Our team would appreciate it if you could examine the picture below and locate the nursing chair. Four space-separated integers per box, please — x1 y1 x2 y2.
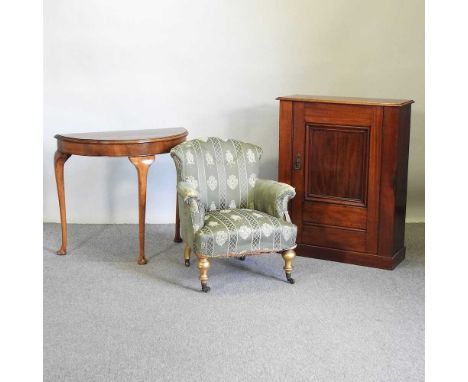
170 137 297 292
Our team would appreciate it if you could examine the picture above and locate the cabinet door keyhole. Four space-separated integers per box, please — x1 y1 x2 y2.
294 153 301 170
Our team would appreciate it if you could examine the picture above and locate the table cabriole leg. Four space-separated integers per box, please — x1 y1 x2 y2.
54 151 71 255
129 155 155 265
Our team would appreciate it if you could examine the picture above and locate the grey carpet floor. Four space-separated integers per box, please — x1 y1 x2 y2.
44 223 424 382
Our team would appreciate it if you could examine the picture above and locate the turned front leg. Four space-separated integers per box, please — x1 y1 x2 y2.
282 249 296 284
184 244 191 267
129 155 155 265
197 256 211 293
54 151 71 255
174 198 182 243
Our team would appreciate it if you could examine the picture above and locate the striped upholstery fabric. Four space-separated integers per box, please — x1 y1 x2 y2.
194 208 297 257
171 137 297 257
171 137 262 211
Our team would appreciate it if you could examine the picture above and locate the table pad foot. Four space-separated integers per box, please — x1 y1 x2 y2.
138 257 148 265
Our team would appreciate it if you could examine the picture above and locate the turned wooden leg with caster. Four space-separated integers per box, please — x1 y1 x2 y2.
174 199 182 243
197 256 211 292
282 249 296 284
184 244 191 267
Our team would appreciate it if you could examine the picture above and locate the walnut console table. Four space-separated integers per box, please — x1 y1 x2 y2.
54 128 188 264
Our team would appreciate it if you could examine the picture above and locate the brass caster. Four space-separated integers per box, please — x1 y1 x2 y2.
201 282 211 293
185 259 190 267
56 249 67 256
238 256 246 261
286 272 295 284
138 257 148 265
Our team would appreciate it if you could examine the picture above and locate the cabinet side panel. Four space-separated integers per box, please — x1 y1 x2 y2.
365 107 383 253
278 100 293 184
378 107 401 257
393 105 412 252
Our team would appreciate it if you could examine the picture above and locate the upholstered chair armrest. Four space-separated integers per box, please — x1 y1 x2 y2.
177 181 205 232
253 179 296 222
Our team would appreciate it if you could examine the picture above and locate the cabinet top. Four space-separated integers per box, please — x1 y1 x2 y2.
276 95 414 107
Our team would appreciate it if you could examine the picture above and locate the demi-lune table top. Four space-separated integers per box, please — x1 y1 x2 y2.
55 127 188 144
55 127 188 157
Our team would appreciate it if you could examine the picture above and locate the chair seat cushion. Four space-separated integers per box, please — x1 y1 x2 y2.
193 209 297 257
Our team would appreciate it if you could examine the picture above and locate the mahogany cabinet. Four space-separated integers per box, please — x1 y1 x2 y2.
277 95 414 269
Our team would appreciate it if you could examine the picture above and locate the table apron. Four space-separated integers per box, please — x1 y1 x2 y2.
57 137 186 156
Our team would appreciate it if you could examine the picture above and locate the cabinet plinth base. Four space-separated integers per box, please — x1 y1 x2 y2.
296 244 406 270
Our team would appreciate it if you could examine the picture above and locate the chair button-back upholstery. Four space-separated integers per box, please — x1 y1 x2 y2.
171 137 297 258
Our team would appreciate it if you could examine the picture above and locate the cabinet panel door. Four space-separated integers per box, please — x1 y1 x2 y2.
291 102 382 253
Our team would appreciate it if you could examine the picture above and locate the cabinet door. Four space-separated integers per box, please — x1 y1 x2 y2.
291 102 382 253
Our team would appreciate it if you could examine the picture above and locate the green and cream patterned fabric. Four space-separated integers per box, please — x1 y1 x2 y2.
171 137 297 257
177 181 205 232
254 179 295 221
171 137 263 210
194 209 297 257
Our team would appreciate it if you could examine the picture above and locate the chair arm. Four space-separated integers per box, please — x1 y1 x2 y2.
177 181 205 232
253 179 296 222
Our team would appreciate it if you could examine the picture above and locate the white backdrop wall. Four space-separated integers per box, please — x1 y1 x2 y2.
44 0 424 223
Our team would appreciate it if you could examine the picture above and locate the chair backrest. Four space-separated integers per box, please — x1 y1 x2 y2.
171 137 263 211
